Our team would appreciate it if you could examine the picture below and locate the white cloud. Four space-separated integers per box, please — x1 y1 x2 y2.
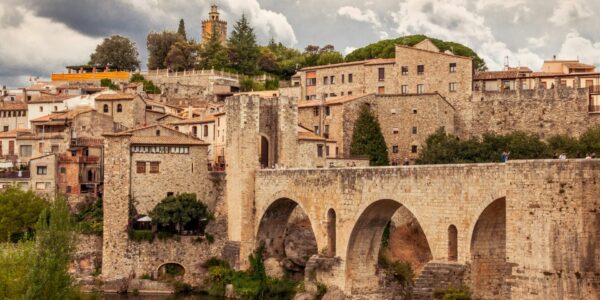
557 31 600 65
0 6 101 87
337 6 382 28
527 35 549 49
222 0 297 46
390 0 543 70
549 0 592 26
344 46 357 55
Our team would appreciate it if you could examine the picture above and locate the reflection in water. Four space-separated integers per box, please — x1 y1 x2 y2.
102 294 223 300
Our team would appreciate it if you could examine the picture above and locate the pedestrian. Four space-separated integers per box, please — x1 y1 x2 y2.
500 151 509 163
559 153 567 160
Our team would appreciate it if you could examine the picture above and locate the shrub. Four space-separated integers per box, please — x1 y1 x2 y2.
203 257 230 269
149 193 212 235
74 198 103 236
129 229 154 242
434 286 471 300
205 233 215 244
100 79 119 91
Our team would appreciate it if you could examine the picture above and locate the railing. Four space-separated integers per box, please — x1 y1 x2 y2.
58 154 100 163
140 69 275 82
71 137 104 147
589 86 600 94
0 170 30 179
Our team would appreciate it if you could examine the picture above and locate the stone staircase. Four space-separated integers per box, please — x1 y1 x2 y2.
412 261 466 300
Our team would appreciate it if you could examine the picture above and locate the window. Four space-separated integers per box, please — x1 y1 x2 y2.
341 92 344 96
449 63 457 73
417 65 425 75
204 125 209 137
412 127 417 134
35 182 50 190
2 126 7 132
417 84 425 94
66 186 71 193
401 85 408 94
378 68 385 81
19 145 32 157
411 145 418 153
342 74 345 84
317 144 324 157
117 104 123 112
324 125 329 138
51 145 59 153
53 106 58 111
156 130 160 136
326 145 330 156
378 86 385 94
314 126 320 135
330 76 335 84
449 82 457 92
323 76 329 85
348 91 353 96
38 142 43 153
150 162 160 174
348 73 353 83
136 161 146 173
313 107 320 116
325 106 331 116
39 106 43 112
103 104 109 113
306 78 316 86
413 109 418 114
401 66 409 76
392 145 399 153
37 166 47 175
393 128 399 134
60 167 66 174
192 126 197 137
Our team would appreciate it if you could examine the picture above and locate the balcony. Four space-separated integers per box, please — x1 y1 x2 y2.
71 137 104 147
589 86 600 94
58 154 100 164
0 170 30 179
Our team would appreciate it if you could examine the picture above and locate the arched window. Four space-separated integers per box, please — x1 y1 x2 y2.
327 209 336 257
448 224 458 261
103 104 109 113
117 104 123 112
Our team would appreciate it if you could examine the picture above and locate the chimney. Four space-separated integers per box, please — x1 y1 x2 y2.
553 55 557 60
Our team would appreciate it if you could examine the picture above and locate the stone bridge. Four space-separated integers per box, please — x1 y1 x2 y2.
237 160 599 299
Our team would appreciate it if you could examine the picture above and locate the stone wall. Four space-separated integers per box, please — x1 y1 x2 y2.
462 87 600 139
71 234 103 290
95 96 146 129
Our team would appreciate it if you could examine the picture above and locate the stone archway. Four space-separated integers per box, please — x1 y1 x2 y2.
256 198 318 278
470 197 509 300
346 199 432 294
157 262 185 281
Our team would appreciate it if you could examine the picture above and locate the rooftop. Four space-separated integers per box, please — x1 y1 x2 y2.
95 93 136 101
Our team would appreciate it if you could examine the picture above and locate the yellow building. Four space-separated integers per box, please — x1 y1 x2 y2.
201 5 227 46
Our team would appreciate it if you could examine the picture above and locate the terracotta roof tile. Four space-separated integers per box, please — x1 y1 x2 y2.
171 114 216 125
28 95 74 103
130 136 207 146
95 93 135 101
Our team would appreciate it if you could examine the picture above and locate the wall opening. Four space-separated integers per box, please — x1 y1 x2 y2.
448 225 458 261
256 198 318 280
470 197 508 299
346 199 432 294
157 263 185 281
260 136 269 168
327 208 336 257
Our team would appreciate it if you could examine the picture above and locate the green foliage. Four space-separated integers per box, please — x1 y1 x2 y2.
417 126 600 164
177 19 187 41
130 74 161 94
140 273 154 280
149 193 212 235
198 27 229 70
129 229 154 242
350 105 390 166
0 187 48 242
89 35 140 70
434 286 472 300
203 257 230 269
74 198 103 236
205 232 215 244
165 264 185 276
378 255 414 285
265 79 280 90
316 282 327 300
316 51 344 66
25 197 77 299
147 31 185 69
165 40 198 71
240 79 266 92
0 241 35 299
228 14 261 75
100 78 119 91
381 221 391 250
345 34 486 71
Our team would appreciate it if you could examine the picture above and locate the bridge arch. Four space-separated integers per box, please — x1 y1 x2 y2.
255 197 319 273
345 199 432 294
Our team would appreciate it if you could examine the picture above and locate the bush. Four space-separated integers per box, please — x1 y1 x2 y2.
100 78 119 91
203 257 230 269
205 233 215 244
149 193 212 236
378 255 414 285
0 187 49 242
74 198 103 236
434 286 471 300
129 229 154 242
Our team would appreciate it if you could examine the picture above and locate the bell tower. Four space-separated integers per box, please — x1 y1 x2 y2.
202 4 228 46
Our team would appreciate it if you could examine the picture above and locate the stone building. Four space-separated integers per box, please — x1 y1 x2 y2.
95 93 147 129
57 137 104 201
201 5 227 46
0 102 28 131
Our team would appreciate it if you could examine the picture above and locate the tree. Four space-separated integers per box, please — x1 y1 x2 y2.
350 105 389 166
165 41 198 71
227 14 260 75
147 31 184 69
0 187 48 242
177 19 187 41
24 197 76 299
317 51 344 65
89 35 140 70
198 28 229 70
130 73 161 94
258 47 278 73
149 193 212 234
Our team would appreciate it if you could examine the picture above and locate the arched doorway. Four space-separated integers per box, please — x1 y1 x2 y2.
259 136 269 168
157 263 185 281
470 197 508 299
256 198 318 278
346 200 432 294
448 225 458 261
327 209 336 257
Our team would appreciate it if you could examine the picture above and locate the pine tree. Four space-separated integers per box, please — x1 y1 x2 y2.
198 27 228 70
227 14 260 75
177 19 187 41
350 105 390 166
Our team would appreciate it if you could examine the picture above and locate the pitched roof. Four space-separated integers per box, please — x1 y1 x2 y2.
30 107 94 123
170 114 216 125
364 58 396 65
28 95 74 103
564 62 595 69
0 129 32 138
0 102 27 110
297 131 326 141
95 93 135 101
130 136 207 146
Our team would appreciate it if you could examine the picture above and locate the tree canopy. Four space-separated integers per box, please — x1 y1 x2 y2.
198 27 229 70
345 34 487 71
177 19 187 41
350 104 390 166
149 193 212 234
147 31 185 69
89 35 140 70
227 14 260 75
0 187 48 242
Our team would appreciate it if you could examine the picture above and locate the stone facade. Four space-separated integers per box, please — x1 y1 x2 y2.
95 94 146 129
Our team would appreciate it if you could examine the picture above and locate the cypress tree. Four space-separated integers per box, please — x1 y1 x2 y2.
198 27 228 70
350 104 390 166
177 19 187 41
227 14 260 75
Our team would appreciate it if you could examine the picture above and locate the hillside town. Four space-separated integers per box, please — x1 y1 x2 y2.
1 4 599 300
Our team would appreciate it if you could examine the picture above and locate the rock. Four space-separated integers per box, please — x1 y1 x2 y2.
225 283 235 298
264 257 285 279
285 222 318 267
293 292 316 300
322 286 346 300
281 257 303 272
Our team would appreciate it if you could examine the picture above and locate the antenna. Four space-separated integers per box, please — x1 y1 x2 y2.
504 56 510 70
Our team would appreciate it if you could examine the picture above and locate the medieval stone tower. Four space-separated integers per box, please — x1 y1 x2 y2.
201 5 227 46
224 95 298 267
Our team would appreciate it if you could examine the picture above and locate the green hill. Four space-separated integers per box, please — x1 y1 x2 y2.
345 35 486 71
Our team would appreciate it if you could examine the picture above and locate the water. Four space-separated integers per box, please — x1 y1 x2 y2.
101 294 223 300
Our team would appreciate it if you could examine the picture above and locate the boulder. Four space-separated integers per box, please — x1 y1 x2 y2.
264 257 285 279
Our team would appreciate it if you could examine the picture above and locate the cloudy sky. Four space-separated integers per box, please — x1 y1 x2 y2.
1 0 599 87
